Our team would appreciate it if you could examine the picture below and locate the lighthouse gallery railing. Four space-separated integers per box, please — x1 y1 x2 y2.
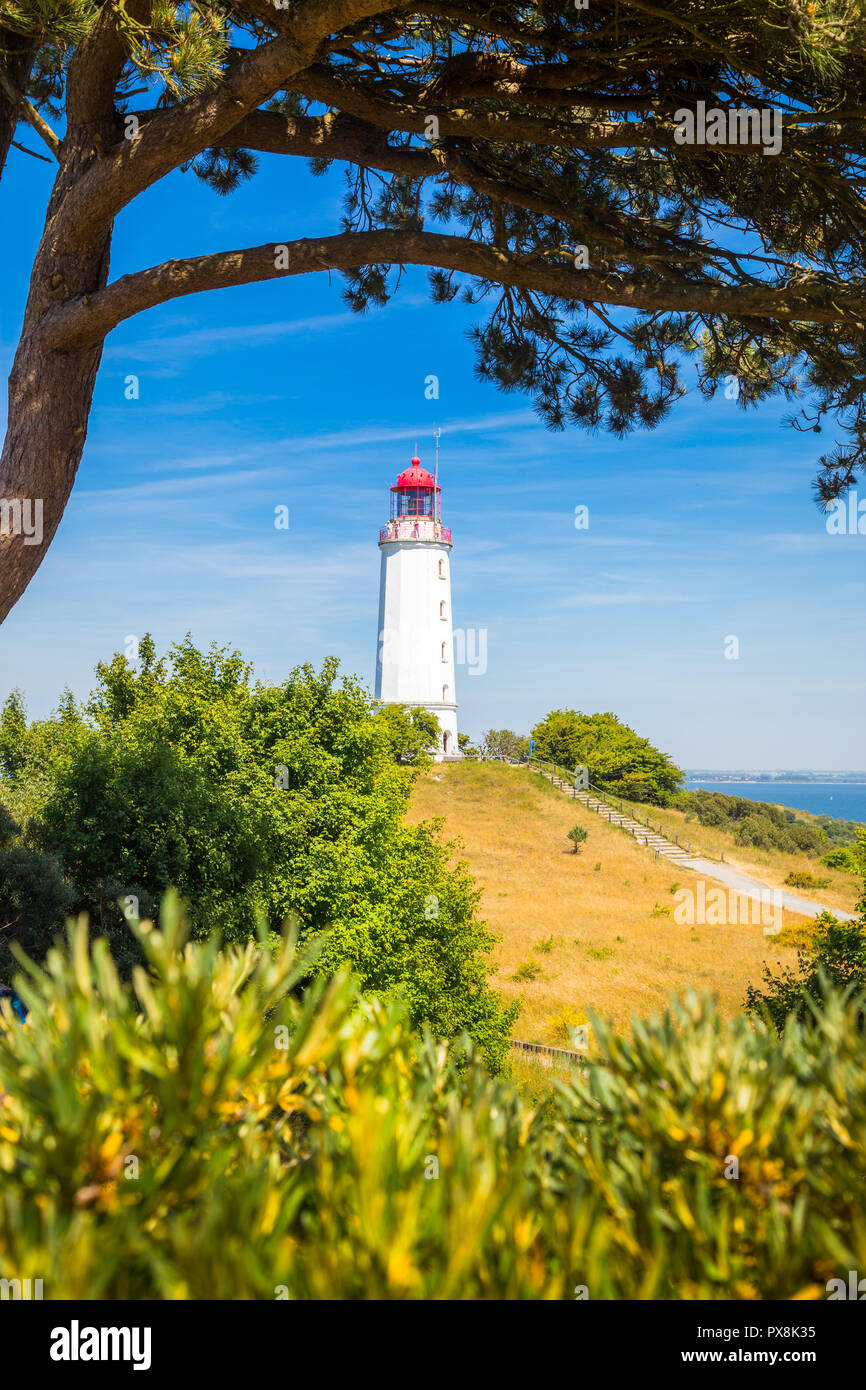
379 521 452 543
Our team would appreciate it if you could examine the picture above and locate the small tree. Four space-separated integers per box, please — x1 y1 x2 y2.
567 824 588 855
481 729 529 762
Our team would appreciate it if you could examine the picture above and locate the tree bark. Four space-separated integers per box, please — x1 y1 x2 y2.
0 141 113 625
0 28 39 182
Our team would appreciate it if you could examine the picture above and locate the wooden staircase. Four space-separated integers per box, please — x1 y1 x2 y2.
534 766 700 866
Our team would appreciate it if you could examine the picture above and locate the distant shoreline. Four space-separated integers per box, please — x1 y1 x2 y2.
686 774 866 785
684 778 866 823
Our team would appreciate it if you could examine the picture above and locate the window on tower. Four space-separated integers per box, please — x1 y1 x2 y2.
440 600 446 619
443 685 449 702
441 642 447 662
438 559 445 578
396 488 434 519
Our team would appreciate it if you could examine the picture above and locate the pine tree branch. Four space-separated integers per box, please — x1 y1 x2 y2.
11 139 53 164
40 228 866 355
0 69 60 159
58 0 417 246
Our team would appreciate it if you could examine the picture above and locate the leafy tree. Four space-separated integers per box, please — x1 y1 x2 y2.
457 732 477 757
567 823 588 854
2 637 516 1064
0 689 27 781
531 708 684 805
0 802 74 976
481 729 529 762
4 4 866 620
375 703 440 764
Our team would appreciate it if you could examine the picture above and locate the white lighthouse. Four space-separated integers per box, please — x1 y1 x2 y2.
375 450 460 761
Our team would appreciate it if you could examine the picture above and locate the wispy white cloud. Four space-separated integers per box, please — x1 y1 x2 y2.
105 312 354 363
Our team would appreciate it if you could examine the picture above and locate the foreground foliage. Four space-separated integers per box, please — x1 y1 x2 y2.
1 906 864 1300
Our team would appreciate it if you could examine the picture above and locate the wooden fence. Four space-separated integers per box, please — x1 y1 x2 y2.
510 1038 587 1067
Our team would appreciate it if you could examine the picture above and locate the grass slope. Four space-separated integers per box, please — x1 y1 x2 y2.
409 761 830 1045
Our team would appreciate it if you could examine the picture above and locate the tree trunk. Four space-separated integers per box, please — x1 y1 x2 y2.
0 29 39 181
0 145 113 624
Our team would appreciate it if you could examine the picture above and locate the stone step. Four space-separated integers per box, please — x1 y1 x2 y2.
540 768 701 860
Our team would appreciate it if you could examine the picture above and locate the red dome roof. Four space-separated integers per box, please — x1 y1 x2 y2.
393 455 437 490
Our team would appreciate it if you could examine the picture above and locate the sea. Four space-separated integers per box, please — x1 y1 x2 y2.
685 780 866 824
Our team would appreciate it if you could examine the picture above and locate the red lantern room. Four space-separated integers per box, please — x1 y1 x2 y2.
389 453 441 522
378 447 452 545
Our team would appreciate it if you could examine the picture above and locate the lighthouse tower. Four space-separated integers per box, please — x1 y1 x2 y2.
375 451 460 761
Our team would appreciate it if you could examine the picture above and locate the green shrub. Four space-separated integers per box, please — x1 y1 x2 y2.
480 729 529 761
821 837 866 875
784 871 830 890
684 789 855 858
511 958 544 981
1 909 865 1299
744 912 866 1034
822 846 859 872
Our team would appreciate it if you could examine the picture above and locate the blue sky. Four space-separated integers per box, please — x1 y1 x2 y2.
1 141 864 769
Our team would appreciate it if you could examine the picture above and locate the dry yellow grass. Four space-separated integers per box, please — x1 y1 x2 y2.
408 761 842 1045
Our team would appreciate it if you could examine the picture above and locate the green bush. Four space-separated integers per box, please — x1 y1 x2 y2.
822 845 860 872
481 729 529 761
821 835 866 875
784 871 831 890
0 639 515 1068
744 912 866 1034
1 907 865 1299
511 958 544 981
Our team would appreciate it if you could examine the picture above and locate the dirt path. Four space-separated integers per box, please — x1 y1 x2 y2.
675 855 857 921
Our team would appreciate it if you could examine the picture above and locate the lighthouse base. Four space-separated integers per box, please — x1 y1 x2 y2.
378 700 460 762
424 704 461 763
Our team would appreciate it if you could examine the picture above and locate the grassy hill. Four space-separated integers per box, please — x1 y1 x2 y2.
408 761 858 1046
